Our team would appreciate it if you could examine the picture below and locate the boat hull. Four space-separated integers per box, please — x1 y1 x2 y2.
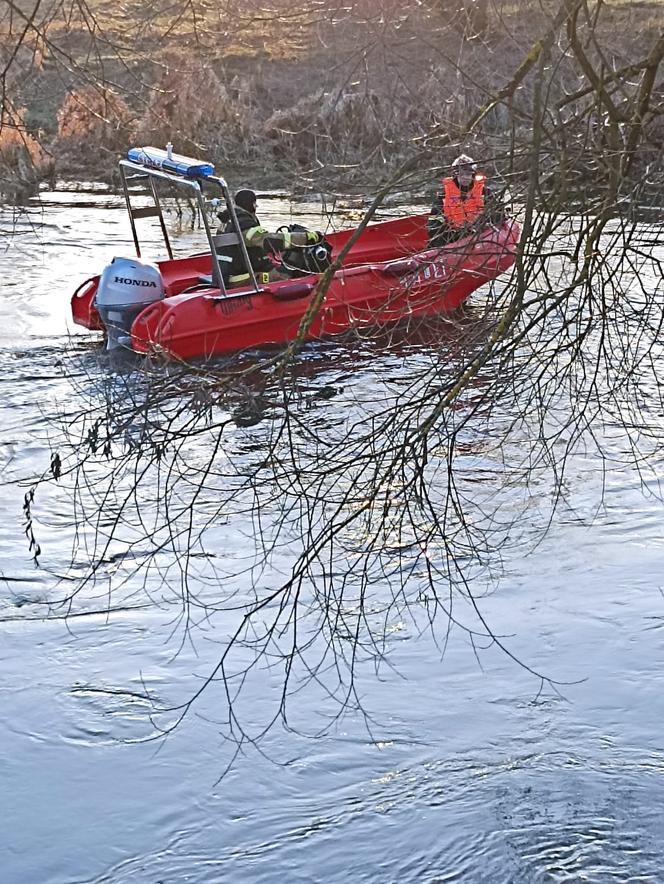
71 214 519 361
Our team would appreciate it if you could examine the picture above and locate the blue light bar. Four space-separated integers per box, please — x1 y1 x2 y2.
127 146 215 179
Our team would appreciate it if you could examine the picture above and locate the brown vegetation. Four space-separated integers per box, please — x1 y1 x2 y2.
0 103 52 201
0 0 662 199
53 86 136 176
132 55 251 151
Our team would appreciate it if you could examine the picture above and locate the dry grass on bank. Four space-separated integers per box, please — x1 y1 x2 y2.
0 106 53 201
1 0 663 197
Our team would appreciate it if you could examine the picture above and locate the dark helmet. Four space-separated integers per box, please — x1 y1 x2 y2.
234 189 257 212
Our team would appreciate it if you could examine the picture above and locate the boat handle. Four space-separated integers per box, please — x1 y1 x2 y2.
72 276 98 298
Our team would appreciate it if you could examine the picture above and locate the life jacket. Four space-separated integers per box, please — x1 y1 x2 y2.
441 175 485 229
219 206 273 282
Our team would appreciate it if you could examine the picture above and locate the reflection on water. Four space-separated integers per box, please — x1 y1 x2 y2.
1 191 664 884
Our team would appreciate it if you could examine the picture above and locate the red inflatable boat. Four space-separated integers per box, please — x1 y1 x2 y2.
71 148 520 361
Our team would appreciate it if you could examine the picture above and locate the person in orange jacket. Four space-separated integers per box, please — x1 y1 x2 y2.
427 154 505 247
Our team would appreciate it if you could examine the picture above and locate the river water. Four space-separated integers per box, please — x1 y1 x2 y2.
1 187 664 883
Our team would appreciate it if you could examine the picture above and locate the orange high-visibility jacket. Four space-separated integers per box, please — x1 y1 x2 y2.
441 175 485 228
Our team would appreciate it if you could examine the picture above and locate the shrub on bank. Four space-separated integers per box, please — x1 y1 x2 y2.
133 56 258 161
0 106 52 201
53 86 136 175
264 90 388 171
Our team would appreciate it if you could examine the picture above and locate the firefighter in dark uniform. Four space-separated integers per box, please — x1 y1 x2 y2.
427 154 505 247
217 189 325 286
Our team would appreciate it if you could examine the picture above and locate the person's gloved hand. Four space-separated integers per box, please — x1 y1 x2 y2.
306 230 325 244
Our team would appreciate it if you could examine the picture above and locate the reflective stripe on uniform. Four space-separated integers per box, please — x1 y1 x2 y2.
229 271 270 286
245 225 268 243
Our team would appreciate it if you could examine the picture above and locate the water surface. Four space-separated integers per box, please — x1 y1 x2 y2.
1 188 664 883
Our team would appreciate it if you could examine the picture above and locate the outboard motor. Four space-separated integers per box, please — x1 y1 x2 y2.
95 256 165 350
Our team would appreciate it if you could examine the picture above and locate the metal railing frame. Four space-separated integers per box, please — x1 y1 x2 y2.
118 160 260 297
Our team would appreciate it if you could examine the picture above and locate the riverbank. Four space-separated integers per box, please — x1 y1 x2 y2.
1 1 662 202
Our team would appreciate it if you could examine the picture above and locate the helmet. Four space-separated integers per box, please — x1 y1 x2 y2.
452 154 477 172
234 188 257 212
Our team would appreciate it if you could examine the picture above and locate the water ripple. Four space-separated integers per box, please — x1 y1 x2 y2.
73 746 664 883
